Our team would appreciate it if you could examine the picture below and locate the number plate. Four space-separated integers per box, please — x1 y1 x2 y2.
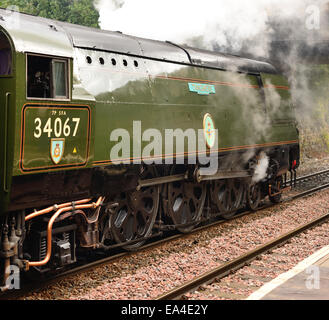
20 104 91 172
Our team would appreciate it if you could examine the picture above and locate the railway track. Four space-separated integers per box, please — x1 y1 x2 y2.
155 211 329 300
2 168 329 300
154 169 329 300
293 168 329 188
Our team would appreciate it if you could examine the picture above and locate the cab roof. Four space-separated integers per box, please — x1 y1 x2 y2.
0 8 277 74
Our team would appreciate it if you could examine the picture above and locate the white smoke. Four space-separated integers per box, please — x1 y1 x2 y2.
94 0 328 58
252 152 269 183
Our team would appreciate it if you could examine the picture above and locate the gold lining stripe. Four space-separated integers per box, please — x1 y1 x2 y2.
93 139 299 166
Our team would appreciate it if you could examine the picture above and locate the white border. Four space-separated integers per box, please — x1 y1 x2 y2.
246 245 329 300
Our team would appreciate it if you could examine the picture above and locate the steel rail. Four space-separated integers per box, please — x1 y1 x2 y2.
288 181 329 201
156 204 329 300
292 168 329 185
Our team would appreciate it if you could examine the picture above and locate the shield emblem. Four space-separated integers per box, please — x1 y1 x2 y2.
50 138 65 164
203 113 216 149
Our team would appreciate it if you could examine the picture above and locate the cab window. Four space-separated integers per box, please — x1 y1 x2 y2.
0 32 12 76
27 54 69 99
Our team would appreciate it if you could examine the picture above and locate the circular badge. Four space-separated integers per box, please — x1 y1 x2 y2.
203 113 216 149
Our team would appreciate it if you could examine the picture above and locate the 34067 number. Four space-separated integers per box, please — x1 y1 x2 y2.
34 117 80 139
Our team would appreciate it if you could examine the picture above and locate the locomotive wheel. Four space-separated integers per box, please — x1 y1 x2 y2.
166 165 206 233
109 167 159 250
247 183 261 211
211 178 244 219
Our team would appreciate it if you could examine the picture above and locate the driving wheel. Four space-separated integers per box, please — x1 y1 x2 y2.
109 166 160 250
211 178 244 219
166 165 206 233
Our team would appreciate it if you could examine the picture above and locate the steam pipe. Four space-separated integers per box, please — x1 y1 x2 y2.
25 198 92 221
25 197 104 268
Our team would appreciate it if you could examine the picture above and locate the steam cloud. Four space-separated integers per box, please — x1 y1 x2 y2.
252 152 270 183
95 0 328 59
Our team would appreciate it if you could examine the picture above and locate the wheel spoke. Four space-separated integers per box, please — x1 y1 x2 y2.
166 165 206 233
173 195 184 214
211 178 245 219
109 167 159 250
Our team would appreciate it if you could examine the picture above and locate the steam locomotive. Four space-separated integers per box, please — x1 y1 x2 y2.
0 8 299 289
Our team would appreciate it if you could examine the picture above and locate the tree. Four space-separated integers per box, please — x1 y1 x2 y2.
67 0 100 28
1 0 100 28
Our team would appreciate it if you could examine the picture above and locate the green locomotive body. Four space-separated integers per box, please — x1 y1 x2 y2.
0 9 299 283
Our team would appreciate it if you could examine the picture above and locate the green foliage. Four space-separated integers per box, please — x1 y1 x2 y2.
321 129 329 151
306 65 329 130
1 0 100 28
295 64 329 159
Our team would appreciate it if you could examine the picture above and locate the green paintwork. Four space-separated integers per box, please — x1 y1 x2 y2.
92 59 298 164
0 23 299 215
0 28 16 214
20 105 91 172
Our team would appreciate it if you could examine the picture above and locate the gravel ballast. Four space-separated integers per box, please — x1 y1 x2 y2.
20 186 329 300
187 221 329 300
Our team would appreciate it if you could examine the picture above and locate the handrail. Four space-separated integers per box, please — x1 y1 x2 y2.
3 92 10 193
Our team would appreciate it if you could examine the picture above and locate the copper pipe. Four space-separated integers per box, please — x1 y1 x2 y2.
72 208 101 224
25 198 92 222
27 197 104 268
270 186 291 197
